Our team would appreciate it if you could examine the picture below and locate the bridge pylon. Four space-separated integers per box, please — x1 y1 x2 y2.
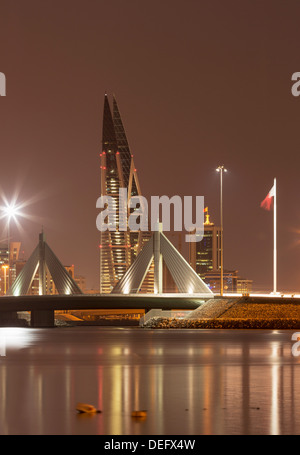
7 232 83 296
111 225 213 296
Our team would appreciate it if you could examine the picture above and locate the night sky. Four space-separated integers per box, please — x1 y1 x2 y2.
1 0 300 292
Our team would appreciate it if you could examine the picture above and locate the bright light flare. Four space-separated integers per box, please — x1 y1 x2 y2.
0 195 31 246
0 191 26 224
0 189 43 239
0 200 26 237
3 203 22 221
0 181 58 246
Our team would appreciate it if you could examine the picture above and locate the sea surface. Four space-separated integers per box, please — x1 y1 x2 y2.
0 326 299 435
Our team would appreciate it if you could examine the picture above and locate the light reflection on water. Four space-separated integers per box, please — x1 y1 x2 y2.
0 327 299 435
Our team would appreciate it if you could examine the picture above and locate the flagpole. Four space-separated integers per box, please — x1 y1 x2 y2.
216 165 227 297
273 177 277 294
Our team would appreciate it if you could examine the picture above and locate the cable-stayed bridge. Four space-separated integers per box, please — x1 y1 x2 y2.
1 230 212 327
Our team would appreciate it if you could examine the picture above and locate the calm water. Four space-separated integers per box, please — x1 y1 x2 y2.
0 326 299 435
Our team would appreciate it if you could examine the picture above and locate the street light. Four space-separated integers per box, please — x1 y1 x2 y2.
0 192 39 293
216 165 227 297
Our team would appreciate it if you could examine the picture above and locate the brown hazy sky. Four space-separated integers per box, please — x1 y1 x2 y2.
1 0 300 291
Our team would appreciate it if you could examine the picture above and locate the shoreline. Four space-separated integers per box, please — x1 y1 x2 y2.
141 317 300 330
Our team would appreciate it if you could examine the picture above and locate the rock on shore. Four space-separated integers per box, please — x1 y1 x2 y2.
142 297 300 329
142 317 300 329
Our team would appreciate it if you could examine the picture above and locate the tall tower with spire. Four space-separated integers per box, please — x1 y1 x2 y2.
99 94 153 293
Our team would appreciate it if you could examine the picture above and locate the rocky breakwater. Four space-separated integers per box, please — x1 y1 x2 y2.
142 297 300 329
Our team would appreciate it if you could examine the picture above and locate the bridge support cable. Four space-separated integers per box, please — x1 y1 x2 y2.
7 232 83 296
111 226 212 297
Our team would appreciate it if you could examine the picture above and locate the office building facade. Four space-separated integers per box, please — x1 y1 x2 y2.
189 209 221 278
189 209 252 294
99 94 153 293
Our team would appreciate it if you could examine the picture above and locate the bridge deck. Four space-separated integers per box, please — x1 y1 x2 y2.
0 294 207 313
1 294 300 328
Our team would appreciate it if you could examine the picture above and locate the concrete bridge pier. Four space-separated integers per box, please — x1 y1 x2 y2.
31 310 55 328
0 311 19 327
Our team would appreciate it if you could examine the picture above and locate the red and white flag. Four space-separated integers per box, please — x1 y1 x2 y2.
260 178 277 293
260 185 275 211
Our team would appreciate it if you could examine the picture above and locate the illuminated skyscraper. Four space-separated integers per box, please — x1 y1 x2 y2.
189 208 221 278
99 94 153 293
189 209 252 293
0 241 21 295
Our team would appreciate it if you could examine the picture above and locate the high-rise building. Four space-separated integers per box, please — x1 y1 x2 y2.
99 94 153 293
0 241 21 295
201 269 238 293
189 208 253 294
189 208 221 278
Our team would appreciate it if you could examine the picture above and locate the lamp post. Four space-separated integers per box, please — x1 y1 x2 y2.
216 165 227 297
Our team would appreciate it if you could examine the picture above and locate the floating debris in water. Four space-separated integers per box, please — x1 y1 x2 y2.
76 403 102 414
131 410 147 418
